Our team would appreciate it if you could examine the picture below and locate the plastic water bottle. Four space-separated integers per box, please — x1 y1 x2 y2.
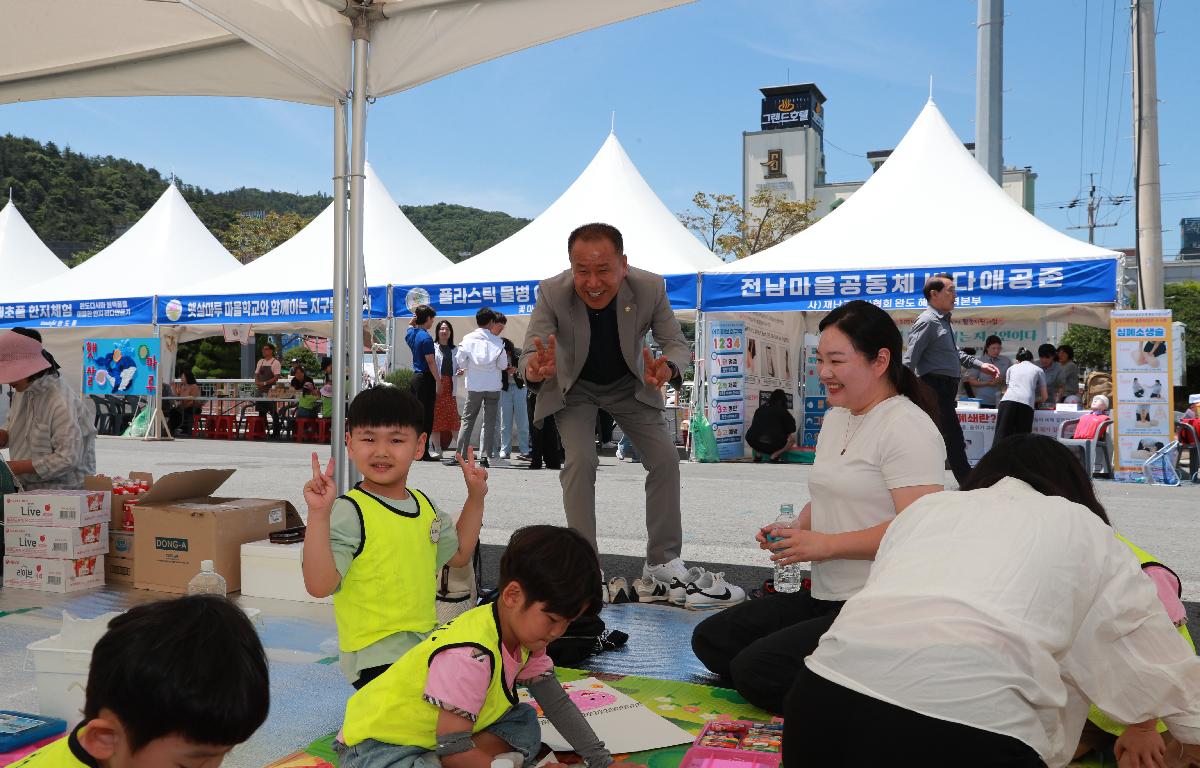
187 559 227 596
769 504 803 593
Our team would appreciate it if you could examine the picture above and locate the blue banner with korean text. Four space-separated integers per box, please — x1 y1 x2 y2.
156 286 389 325
0 296 154 328
392 273 700 317
700 259 1119 313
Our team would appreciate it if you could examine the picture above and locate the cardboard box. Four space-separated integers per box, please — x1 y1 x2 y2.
84 472 153 529
4 522 109 559
3 555 105 593
107 530 135 584
4 490 110 528
132 469 300 594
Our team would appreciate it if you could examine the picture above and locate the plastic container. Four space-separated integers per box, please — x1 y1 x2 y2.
26 611 121 726
680 719 784 768
186 559 227 595
769 504 802 593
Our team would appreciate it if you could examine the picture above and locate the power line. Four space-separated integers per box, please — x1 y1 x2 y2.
822 137 866 158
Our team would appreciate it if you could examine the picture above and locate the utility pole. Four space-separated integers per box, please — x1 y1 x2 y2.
975 0 1004 184
1067 173 1119 244
1133 0 1164 308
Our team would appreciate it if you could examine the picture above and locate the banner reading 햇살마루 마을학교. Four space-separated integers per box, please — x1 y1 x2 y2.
1109 310 1174 481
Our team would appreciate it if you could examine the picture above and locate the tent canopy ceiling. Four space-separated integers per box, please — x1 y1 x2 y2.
186 162 450 295
0 0 693 106
710 99 1121 275
2 184 242 302
0 201 69 291
421 132 723 285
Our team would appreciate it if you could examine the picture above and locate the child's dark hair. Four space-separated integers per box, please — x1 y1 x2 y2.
347 384 424 433
84 595 268 751
499 525 600 618
961 433 1109 524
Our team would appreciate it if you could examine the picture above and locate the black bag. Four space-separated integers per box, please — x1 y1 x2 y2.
546 615 628 666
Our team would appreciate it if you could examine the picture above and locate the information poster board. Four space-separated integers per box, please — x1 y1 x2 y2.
706 320 746 460
82 338 161 395
1109 310 1174 480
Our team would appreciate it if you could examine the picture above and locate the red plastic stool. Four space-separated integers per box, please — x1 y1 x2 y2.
317 418 332 444
294 418 321 443
193 413 212 439
242 415 269 441
210 414 236 440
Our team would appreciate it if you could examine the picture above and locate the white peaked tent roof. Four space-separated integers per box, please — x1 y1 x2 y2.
187 163 450 295
0 200 69 291
423 132 723 285
711 99 1121 274
5 184 241 302
0 0 692 106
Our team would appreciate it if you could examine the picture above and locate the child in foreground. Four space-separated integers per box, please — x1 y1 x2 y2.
13 595 269 767
337 525 615 768
302 385 488 689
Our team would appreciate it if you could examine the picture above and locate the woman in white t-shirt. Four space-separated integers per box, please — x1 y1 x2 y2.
691 300 946 713
788 434 1200 768
995 347 1048 443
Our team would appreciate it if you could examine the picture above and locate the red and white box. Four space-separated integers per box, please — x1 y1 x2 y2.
4 522 109 559
2 554 105 593
4 490 111 528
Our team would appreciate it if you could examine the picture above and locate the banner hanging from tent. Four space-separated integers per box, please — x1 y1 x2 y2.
393 274 700 317
0 296 154 328
82 337 160 395
700 258 1119 313
157 286 388 325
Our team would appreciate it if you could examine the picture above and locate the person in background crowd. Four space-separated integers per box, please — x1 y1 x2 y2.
1037 343 1063 407
292 362 320 419
744 388 797 463
450 307 506 469
492 312 530 460
10 327 96 472
0 330 91 489
254 341 283 438
168 369 201 436
958 347 977 399
431 319 461 459
526 387 563 471
902 274 1000 484
692 300 945 713
320 356 334 419
994 348 1048 443
786 435 1200 768
964 335 1011 408
405 304 439 460
1057 344 1080 403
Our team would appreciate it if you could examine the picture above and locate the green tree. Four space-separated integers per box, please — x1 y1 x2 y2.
1060 325 1111 370
678 188 817 260
192 338 243 379
401 202 530 262
219 211 311 263
281 346 320 376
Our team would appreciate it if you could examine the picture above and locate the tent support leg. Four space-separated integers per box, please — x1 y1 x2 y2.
332 99 351 491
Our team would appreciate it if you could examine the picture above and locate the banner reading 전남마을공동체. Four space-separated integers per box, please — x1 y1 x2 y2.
1109 310 1174 481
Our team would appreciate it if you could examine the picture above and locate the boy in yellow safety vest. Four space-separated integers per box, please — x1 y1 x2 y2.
12 595 268 767
336 525 625 768
302 385 487 689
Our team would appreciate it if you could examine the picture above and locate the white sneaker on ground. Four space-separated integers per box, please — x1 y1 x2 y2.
615 444 625 460
666 567 706 605
607 576 636 604
643 557 690 586
684 572 746 610
631 576 669 603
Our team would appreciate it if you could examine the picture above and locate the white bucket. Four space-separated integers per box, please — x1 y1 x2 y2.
26 611 120 726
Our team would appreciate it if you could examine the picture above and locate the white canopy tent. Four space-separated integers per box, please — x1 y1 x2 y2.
0 199 69 292
401 131 723 346
0 0 694 484
696 99 1123 461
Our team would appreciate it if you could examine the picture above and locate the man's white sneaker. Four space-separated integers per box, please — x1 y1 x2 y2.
631 577 670 603
684 572 746 610
666 567 706 605
643 557 690 586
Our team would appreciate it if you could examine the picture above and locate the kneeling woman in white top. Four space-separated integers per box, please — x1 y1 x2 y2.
691 300 946 713
789 434 1200 768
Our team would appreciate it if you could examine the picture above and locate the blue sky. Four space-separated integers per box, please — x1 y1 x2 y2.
2 0 1197 256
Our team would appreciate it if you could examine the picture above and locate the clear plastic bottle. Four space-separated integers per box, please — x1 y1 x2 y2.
769 503 803 593
187 559 227 596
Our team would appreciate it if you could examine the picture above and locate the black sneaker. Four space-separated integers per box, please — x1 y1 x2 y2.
479 456 490 468
442 456 461 467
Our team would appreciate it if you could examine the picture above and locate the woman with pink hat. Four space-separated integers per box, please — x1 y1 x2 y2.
0 330 90 489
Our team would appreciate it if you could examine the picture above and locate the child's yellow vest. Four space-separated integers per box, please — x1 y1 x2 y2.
342 602 528 748
334 485 440 652
10 727 95 767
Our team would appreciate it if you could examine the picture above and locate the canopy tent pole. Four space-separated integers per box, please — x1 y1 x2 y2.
345 14 370 486
332 98 351 491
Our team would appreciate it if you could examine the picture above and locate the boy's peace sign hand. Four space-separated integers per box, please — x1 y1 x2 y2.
643 346 673 388
524 335 557 382
304 452 337 519
458 445 489 500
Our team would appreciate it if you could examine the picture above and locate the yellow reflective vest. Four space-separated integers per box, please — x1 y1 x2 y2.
1088 534 1194 736
10 726 96 767
343 602 526 748
334 485 440 653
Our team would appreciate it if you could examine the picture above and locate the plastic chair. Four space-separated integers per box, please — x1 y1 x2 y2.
1058 416 1113 477
1175 415 1199 483
294 418 321 443
89 394 115 435
317 418 332 444
192 412 213 439
210 414 236 440
242 415 270 441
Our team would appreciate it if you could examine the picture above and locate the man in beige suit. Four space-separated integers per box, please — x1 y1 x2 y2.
521 222 694 588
